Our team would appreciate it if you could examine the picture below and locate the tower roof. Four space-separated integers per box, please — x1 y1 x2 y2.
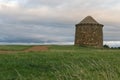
76 16 103 26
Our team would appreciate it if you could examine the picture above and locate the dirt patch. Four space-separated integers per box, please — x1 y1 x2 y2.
24 46 48 52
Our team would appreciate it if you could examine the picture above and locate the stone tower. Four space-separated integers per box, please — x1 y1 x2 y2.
75 16 104 47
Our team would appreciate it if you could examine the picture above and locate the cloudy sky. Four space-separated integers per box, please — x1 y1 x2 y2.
0 0 120 43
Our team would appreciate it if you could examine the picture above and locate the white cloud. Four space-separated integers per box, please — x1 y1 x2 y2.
0 0 120 43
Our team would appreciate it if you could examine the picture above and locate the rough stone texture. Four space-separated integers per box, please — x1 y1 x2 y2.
75 16 104 48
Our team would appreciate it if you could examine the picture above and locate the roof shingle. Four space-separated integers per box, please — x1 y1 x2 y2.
76 16 103 26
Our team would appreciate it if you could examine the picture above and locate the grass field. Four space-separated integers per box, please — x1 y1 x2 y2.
0 45 120 80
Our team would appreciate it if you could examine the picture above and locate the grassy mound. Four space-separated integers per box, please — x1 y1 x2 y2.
0 45 32 51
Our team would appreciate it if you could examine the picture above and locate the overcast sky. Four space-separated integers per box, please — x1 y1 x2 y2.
0 0 120 43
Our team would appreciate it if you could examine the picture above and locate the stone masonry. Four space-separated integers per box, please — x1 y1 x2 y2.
75 16 104 47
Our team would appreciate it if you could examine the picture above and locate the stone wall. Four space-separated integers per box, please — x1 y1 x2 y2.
75 24 103 47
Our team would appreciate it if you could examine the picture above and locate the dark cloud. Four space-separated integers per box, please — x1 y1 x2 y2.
0 0 120 44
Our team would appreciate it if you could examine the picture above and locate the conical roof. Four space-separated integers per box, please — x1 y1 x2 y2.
76 16 103 26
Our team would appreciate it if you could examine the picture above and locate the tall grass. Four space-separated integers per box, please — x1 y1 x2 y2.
53 58 120 80
0 45 120 80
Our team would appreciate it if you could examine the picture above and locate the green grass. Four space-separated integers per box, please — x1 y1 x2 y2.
0 45 32 51
0 45 120 80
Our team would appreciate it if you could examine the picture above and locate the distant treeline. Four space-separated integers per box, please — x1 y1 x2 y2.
103 44 120 49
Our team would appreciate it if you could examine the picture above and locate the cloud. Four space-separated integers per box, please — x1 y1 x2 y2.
104 41 120 47
0 0 120 44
